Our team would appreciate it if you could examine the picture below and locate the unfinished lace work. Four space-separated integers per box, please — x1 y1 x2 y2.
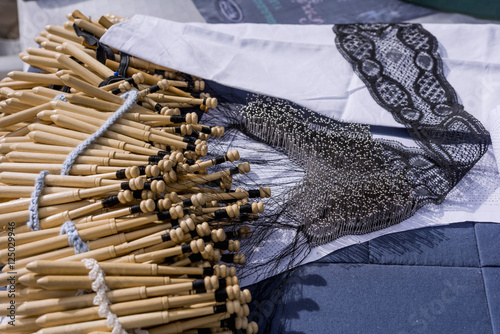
333 23 490 206
236 97 416 250
201 96 416 278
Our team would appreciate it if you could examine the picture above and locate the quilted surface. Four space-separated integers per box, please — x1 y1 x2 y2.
248 222 500 333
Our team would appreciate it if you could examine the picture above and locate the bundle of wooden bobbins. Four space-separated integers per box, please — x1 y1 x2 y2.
0 9 268 334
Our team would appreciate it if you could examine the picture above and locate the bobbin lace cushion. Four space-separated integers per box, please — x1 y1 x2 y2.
100 18 500 284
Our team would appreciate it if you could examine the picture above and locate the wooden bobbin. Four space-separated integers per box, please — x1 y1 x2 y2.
74 18 107 38
45 24 84 44
15 279 201 317
34 286 242 329
58 42 114 79
105 59 192 98
55 53 102 86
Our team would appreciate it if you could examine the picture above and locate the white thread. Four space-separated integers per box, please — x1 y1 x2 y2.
54 94 68 102
26 170 49 231
60 90 139 175
83 258 126 334
60 221 90 254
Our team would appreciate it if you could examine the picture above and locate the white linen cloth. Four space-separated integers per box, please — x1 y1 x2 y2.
101 16 500 129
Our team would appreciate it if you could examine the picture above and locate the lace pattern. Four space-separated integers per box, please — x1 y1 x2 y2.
333 23 490 206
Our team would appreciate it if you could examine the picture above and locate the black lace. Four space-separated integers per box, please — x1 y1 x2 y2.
333 23 490 207
200 24 491 287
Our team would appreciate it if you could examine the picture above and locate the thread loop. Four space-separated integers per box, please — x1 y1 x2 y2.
60 221 90 254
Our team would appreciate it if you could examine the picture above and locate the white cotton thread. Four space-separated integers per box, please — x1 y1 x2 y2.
54 94 68 103
60 221 90 254
60 90 139 175
26 170 49 231
83 258 126 334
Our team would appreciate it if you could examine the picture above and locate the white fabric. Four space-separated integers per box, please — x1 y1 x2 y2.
491 106 500 170
100 17 500 285
101 16 500 130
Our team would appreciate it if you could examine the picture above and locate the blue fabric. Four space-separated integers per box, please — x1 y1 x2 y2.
475 223 500 267
193 0 434 24
316 243 369 264
248 222 500 334
369 222 481 267
483 267 500 334
270 264 492 334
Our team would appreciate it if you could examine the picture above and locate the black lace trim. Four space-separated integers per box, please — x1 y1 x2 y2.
333 23 490 206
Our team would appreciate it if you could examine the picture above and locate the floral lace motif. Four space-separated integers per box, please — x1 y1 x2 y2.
334 23 490 205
